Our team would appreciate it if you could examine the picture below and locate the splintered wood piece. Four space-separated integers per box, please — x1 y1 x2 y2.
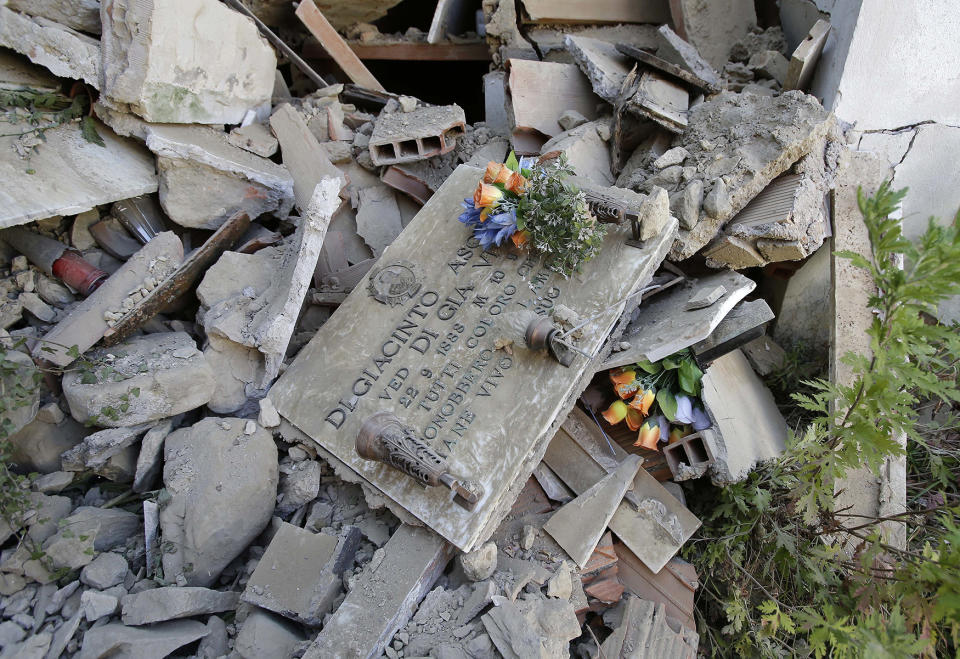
296 0 385 92
615 540 698 631
543 455 641 567
584 577 624 604
101 212 250 346
615 42 722 93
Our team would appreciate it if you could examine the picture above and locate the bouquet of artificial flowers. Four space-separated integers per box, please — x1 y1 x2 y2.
458 153 607 278
601 349 711 450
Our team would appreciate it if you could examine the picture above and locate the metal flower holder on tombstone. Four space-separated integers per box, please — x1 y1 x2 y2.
269 164 678 552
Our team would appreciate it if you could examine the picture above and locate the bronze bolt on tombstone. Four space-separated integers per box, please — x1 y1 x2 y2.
356 412 484 511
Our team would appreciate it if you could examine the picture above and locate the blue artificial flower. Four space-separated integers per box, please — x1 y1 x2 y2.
457 198 483 227
674 394 695 424
655 415 669 443
473 208 518 250
691 406 711 431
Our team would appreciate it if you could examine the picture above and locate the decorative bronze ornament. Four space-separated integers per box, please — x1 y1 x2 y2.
367 260 422 306
356 412 484 511
523 316 577 367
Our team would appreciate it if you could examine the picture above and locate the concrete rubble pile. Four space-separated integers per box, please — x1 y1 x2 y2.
0 0 936 656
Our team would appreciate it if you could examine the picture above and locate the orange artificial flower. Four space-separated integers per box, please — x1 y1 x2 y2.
601 400 628 425
474 183 504 209
483 161 502 183
609 369 636 386
505 171 527 194
634 419 661 451
626 407 644 431
614 379 640 400
627 389 655 416
511 230 530 248
668 426 689 444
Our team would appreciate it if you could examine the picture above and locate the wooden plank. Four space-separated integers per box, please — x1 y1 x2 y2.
614 541 698 631
615 42 722 93
519 0 670 24
269 103 346 212
102 212 251 347
304 40 491 61
296 0 385 91
427 0 475 44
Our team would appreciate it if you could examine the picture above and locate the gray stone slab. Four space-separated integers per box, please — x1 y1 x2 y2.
605 269 755 369
692 299 774 355
543 454 641 567
269 164 677 552
0 7 100 88
0 119 157 229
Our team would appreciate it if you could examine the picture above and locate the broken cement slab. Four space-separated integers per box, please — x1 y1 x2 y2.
269 164 678 552
356 184 404 257
0 119 157 230
600 596 698 658
0 50 59 91
669 0 756 69
620 91 832 261
482 597 581 659
540 121 614 186
144 124 294 228
230 177 342 381
700 349 788 484
772 242 831 352
692 298 775 359
60 424 154 480
100 0 276 124
654 25 722 89
6 0 100 35
270 103 347 212
528 24 659 65
543 454 641 567
507 59 602 154
615 42 722 94
76 620 209 659
544 407 700 573
0 7 101 88
120 587 239 625
563 34 634 105
302 524 452 659
785 19 831 91
628 70 689 134
606 269 755 369
241 522 359 626
61 332 215 427
36 232 183 367
227 122 278 158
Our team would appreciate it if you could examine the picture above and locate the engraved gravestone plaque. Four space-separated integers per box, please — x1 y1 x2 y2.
270 165 677 551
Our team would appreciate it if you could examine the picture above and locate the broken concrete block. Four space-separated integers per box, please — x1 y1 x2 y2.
608 269 755 367
144 125 294 228
133 417 177 493
654 147 689 170
234 608 305 659
702 235 766 269
785 19 830 91
100 0 276 124
601 596 698 658
701 349 788 483
482 597 581 659
507 59 602 154
202 334 266 413
691 298 775 361
483 71 511 136
544 455 641 567
121 587 239 625
61 332 212 427
749 50 789 85
628 70 689 134
772 243 830 352
685 284 725 310
76 620 209 659
369 104 466 166
740 334 787 377
1 119 157 230
276 460 322 515
460 541 498 582
228 122 279 158
6 0 100 34
160 417 278 586
671 178 703 229
631 91 833 261
663 431 715 481
80 552 128 590
563 34 633 104
669 0 756 69
0 7 100 88
270 103 346 212
60 424 153 481
302 525 452 659
540 121 614 186
36 232 184 367
81 589 120 622
356 184 403 257
241 522 360 625
558 110 589 132
655 25 722 88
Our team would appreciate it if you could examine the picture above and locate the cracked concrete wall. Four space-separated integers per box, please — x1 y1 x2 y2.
818 0 960 322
